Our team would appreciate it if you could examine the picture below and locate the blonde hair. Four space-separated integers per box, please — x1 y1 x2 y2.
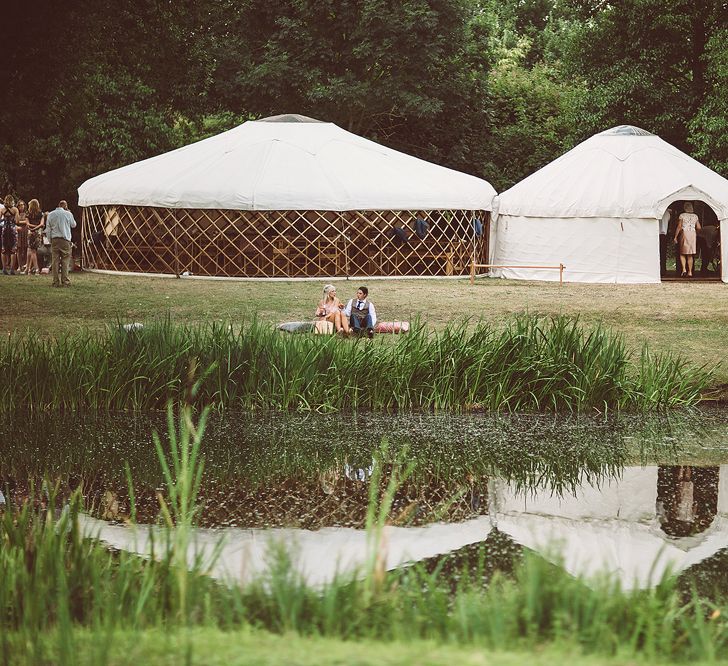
323 284 336 301
28 199 41 215
684 202 694 213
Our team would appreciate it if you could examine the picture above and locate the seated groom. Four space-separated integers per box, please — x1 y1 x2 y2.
344 286 377 338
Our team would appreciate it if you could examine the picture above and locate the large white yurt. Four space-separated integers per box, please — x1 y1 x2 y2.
490 125 728 283
78 114 496 278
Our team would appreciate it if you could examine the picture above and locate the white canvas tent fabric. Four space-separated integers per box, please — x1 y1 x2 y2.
491 465 728 589
490 125 728 283
79 514 491 588
78 114 496 212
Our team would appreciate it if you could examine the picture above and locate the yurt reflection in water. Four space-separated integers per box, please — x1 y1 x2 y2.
491 464 728 589
657 465 719 537
69 465 728 591
78 115 495 278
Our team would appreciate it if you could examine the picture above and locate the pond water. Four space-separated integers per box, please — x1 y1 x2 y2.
3 408 728 593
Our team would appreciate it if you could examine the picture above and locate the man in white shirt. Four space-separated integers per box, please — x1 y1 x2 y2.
343 286 377 338
46 200 77 287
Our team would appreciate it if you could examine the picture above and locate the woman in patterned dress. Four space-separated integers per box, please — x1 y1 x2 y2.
15 200 28 273
1 195 19 275
26 199 45 275
673 202 701 277
316 284 349 334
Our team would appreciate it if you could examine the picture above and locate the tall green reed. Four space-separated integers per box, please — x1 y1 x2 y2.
153 402 210 624
0 315 713 412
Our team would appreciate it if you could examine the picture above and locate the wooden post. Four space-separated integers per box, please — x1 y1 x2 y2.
174 218 180 278
471 212 477 285
559 263 564 285
80 208 86 269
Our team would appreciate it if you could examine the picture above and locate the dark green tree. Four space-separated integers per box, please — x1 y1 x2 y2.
689 28 728 175
554 0 726 151
469 0 583 189
482 57 580 191
210 0 493 175
2 0 214 208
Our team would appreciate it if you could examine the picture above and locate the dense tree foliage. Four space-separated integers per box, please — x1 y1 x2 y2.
689 27 728 174
210 0 493 173
2 0 726 209
2 0 215 208
554 0 727 151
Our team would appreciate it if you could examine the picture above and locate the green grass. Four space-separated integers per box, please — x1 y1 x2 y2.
0 272 725 387
0 315 712 412
7 626 706 666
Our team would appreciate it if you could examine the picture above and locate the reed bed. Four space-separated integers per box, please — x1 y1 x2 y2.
0 316 713 413
2 407 728 664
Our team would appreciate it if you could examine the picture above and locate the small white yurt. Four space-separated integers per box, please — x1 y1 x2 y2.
490 125 728 283
79 114 496 278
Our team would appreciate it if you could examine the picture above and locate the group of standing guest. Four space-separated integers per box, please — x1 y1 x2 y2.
1 197 43 275
0 196 77 286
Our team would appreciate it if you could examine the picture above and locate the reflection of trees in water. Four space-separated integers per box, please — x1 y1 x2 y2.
0 467 489 529
4 409 728 530
678 547 728 604
410 529 523 593
656 465 719 537
0 410 632 490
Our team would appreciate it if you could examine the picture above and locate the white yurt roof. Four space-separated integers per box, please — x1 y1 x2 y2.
496 125 728 220
78 114 496 212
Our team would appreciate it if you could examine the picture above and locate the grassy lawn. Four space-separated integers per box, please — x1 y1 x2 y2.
1 271 726 385
5 627 707 666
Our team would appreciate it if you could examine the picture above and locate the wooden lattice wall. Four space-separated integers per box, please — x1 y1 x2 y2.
82 206 490 278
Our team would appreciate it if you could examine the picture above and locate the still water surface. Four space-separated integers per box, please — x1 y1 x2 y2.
3 408 728 592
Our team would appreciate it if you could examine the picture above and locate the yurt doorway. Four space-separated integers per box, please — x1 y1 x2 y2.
661 200 721 281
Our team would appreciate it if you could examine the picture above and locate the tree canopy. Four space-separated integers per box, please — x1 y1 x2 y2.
2 0 727 209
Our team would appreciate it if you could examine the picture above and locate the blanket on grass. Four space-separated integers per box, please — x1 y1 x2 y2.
278 321 410 334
